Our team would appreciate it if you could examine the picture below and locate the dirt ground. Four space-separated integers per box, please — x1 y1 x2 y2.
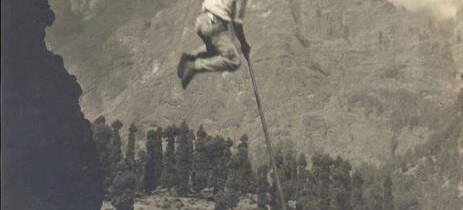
101 189 259 210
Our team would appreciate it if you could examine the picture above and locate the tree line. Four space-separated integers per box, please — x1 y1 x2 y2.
92 116 402 210
255 152 395 210
92 116 254 210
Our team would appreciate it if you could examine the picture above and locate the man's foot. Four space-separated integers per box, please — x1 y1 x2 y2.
177 53 194 78
181 60 196 89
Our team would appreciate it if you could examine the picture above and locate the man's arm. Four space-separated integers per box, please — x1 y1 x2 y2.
232 22 250 56
231 0 250 56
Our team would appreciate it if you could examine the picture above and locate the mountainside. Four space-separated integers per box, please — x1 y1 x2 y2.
45 0 463 208
47 0 461 163
454 3 463 75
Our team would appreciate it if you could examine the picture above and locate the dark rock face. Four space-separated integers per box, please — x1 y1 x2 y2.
1 0 104 209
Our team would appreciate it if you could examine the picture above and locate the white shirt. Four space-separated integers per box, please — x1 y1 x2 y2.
202 0 248 24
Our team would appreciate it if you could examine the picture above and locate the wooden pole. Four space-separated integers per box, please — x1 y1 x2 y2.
243 53 287 210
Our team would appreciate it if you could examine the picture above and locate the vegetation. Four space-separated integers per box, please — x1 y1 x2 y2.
144 128 163 193
175 122 193 196
91 119 421 210
161 124 177 190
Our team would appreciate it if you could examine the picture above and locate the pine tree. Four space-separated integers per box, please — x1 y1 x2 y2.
93 115 110 158
285 153 298 182
135 150 147 194
203 134 233 194
185 129 195 190
205 135 215 189
311 153 323 181
109 161 136 210
238 134 254 193
296 153 309 203
192 125 208 193
161 124 177 190
216 145 242 210
296 153 320 210
270 150 287 210
187 129 194 171
352 170 366 210
296 172 319 210
257 165 271 210
214 136 233 195
285 152 298 200
144 128 163 193
372 188 384 210
359 164 384 210
175 122 192 196
319 154 334 210
110 120 124 180
126 123 137 169
330 156 353 210
297 153 308 185
383 175 394 210
92 116 112 193
208 135 223 194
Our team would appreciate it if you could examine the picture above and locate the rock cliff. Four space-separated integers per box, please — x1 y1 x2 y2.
2 0 103 209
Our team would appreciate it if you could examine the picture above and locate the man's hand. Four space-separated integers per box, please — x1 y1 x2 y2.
241 41 251 58
232 22 251 58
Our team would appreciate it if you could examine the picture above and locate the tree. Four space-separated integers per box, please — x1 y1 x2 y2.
296 153 320 210
329 156 353 210
206 135 233 195
257 165 271 210
392 173 418 210
358 163 384 210
92 116 112 193
220 138 234 193
192 125 209 193
135 150 147 194
285 153 298 182
297 153 308 186
215 146 242 210
352 170 366 210
285 152 298 200
383 175 394 210
237 134 255 193
109 161 136 210
110 120 124 180
144 128 163 193
318 154 334 210
161 124 177 190
371 185 384 210
205 135 215 189
296 171 319 210
175 122 193 196
188 129 195 169
126 123 138 169
270 150 287 210
296 153 309 204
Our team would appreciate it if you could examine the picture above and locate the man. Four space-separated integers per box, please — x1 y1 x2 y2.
177 0 251 89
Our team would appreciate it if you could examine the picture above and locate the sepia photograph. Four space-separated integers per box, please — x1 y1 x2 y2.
2 0 463 209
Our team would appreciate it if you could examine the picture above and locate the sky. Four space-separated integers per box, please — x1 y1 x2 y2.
388 0 462 19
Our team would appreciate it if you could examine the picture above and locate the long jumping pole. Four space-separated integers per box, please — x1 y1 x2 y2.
243 53 288 210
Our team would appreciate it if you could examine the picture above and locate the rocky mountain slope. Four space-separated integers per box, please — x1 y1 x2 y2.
47 0 461 164
454 3 463 75
45 0 463 208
